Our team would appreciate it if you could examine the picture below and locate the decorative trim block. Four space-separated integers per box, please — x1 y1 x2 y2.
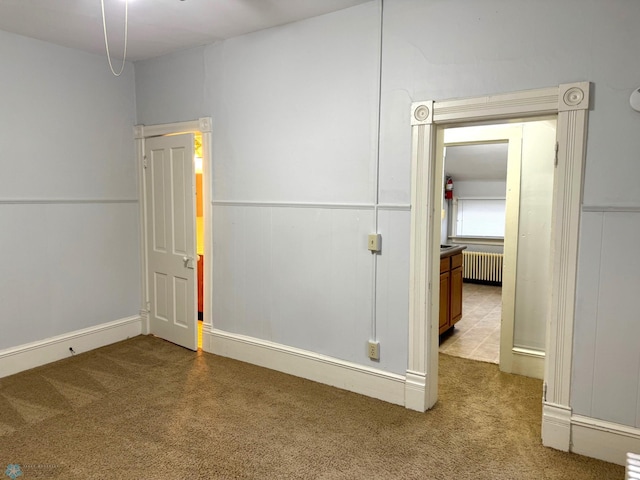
404 370 429 412
411 101 433 126
542 402 572 451
558 82 590 112
198 117 213 133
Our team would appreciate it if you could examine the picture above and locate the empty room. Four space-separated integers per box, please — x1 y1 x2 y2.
1 1 639 478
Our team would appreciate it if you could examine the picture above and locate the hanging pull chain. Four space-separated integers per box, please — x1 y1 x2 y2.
101 0 128 76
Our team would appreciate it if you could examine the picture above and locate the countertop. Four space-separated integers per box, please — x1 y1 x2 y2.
440 245 467 259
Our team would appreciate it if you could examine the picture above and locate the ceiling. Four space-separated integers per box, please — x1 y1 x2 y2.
444 143 508 182
0 0 371 62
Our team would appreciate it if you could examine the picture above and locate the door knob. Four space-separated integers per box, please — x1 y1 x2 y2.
183 256 195 269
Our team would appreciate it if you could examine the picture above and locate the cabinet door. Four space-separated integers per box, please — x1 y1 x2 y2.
450 267 463 325
439 272 450 334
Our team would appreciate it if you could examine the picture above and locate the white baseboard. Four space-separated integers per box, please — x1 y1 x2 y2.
542 405 640 466
571 415 640 466
507 347 545 379
0 315 142 378
204 328 405 406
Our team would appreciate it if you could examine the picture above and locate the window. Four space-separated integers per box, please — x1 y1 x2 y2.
453 198 505 238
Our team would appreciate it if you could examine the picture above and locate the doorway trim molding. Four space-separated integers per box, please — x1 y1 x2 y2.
134 118 213 337
406 83 590 453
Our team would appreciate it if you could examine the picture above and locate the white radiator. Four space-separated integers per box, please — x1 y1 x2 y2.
627 452 640 479
462 251 504 284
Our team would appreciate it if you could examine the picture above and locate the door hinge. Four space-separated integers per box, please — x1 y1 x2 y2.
143 155 148 169
146 301 151 311
554 142 559 167
543 382 547 402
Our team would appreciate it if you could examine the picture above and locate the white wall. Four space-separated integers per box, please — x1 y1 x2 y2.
134 46 206 125
0 30 140 350
137 2 408 375
381 0 640 427
453 180 506 199
135 0 640 427
572 211 640 427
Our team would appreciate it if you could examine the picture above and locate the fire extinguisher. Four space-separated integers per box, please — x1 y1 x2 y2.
445 177 454 200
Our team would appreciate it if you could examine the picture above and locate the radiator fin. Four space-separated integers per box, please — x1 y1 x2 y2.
462 251 504 284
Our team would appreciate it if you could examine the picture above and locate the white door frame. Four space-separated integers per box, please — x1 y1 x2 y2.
405 83 589 453
134 118 213 341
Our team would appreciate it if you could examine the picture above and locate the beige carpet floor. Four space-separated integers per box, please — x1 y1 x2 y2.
0 335 624 479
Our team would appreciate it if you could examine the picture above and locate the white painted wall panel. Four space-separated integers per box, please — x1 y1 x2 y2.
135 46 206 126
581 1 640 207
0 206 53 347
270 208 373 362
0 30 139 352
374 209 410 374
453 181 506 199
206 2 380 204
0 204 140 350
0 30 136 200
573 211 640 426
213 205 274 341
571 211 604 418
378 91 412 205
212 205 376 367
591 213 640 426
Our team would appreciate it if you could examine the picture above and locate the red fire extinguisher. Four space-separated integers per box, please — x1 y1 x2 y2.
445 177 454 200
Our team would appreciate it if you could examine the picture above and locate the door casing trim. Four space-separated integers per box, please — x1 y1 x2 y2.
134 118 213 338
407 83 590 453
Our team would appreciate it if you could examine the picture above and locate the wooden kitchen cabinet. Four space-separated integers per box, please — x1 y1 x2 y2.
439 250 464 334
439 269 450 332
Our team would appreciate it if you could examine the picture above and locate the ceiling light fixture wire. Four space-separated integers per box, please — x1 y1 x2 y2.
100 0 128 76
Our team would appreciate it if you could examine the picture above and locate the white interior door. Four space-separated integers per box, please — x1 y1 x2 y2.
145 133 197 351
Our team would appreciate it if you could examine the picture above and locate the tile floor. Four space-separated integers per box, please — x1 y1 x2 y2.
439 282 502 364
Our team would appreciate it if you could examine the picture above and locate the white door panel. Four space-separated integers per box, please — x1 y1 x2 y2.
146 133 197 351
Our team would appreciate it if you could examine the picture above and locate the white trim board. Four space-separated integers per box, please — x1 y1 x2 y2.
0 198 138 205
204 328 406 406
211 200 411 211
511 347 545 380
135 118 214 338
571 415 640 466
0 315 142 378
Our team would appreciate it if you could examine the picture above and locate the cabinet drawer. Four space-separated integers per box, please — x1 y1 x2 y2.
451 253 463 270
440 257 449 273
